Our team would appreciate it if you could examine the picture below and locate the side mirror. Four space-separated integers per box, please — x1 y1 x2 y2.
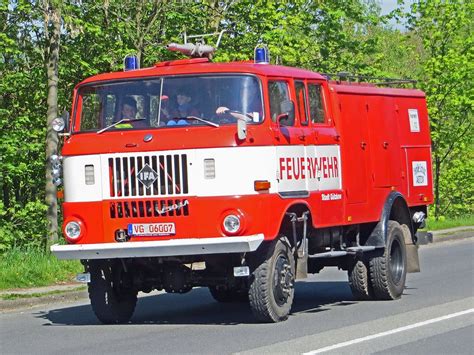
62 111 70 132
237 117 248 140
278 100 295 127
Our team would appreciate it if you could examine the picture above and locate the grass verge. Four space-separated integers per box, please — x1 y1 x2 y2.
0 248 83 290
0 286 86 300
425 215 474 231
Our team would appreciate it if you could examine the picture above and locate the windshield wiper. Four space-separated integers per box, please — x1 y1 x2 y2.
97 118 145 134
179 116 220 128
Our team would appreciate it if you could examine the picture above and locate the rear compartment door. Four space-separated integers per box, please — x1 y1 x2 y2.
367 96 401 187
337 93 369 204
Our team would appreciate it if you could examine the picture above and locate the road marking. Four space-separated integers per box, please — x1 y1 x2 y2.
304 308 474 354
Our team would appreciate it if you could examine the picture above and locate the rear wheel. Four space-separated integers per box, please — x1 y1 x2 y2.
348 259 373 300
370 221 407 300
249 236 295 322
88 261 138 324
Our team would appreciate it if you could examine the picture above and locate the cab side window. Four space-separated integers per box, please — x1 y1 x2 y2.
308 83 326 124
268 81 291 124
295 81 308 126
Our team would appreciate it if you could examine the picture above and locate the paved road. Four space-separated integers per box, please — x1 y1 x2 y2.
1 238 473 354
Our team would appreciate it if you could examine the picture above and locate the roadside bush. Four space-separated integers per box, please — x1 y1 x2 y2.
0 200 48 252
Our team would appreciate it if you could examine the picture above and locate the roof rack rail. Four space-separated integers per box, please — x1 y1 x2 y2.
322 72 417 88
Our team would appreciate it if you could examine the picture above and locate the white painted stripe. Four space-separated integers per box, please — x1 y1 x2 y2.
65 146 344 202
303 308 474 354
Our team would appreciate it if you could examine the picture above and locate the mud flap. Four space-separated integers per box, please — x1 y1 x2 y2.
401 224 420 273
296 252 308 280
286 211 309 280
406 244 420 273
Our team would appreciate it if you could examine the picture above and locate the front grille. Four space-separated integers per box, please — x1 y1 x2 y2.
110 199 190 219
108 154 188 198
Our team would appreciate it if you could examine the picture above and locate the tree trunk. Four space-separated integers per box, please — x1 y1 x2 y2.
44 2 61 249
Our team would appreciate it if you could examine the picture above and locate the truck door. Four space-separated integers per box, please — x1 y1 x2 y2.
270 79 307 196
307 82 344 226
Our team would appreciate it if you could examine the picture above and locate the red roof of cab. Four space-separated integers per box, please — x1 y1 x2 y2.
77 60 326 87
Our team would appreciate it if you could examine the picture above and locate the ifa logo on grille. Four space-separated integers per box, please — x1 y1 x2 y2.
137 164 158 188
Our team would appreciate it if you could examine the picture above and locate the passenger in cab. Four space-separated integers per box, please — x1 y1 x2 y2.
167 89 200 126
116 97 147 129
121 97 137 120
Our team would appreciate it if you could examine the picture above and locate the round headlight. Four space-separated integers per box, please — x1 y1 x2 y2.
52 117 65 132
223 214 241 234
65 221 81 239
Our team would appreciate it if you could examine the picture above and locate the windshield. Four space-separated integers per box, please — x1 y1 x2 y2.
76 75 263 132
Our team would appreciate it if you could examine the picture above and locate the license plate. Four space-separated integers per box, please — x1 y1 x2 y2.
128 223 176 236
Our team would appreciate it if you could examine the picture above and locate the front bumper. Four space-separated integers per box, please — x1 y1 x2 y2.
51 234 264 260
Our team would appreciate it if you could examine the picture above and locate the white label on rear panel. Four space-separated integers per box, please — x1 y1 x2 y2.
409 109 420 132
412 161 428 186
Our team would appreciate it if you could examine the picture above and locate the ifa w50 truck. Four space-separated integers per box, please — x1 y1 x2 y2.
51 44 433 323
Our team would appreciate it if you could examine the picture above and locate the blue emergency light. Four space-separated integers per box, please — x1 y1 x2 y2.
124 54 139 71
254 44 269 64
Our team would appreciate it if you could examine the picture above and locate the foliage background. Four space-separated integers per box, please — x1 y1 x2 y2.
0 0 472 251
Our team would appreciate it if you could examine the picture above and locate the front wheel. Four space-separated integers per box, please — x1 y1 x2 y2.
88 261 138 324
370 221 407 300
249 236 295 322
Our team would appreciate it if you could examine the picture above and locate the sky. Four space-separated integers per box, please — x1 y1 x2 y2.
379 0 414 29
379 0 414 14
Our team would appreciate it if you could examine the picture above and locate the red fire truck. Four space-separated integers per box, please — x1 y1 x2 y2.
51 43 433 324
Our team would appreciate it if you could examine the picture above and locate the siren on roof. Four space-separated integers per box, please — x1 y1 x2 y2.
254 44 269 64
124 54 139 71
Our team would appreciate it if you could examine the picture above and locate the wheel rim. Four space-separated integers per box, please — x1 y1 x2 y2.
389 238 404 284
273 253 293 306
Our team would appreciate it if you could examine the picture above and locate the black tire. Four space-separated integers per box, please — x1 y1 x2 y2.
369 221 407 300
348 259 373 300
249 236 295 322
208 285 249 303
88 262 138 324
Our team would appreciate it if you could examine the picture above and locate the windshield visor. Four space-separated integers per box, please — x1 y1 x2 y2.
75 75 264 132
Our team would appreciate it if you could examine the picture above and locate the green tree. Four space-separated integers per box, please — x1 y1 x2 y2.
0 0 48 250
407 0 473 218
